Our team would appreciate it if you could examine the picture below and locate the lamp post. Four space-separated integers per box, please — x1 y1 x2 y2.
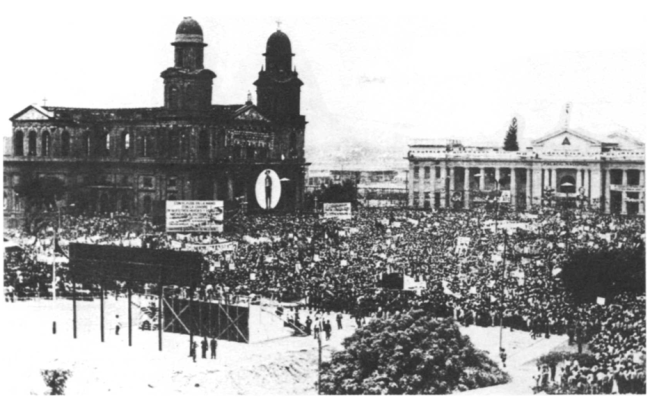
499 229 508 352
560 182 575 252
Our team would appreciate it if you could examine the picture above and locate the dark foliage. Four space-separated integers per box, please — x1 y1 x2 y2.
13 174 66 235
320 311 508 394
560 247 645 304
41 369 72 395
503 118 519 151
319 179 358 207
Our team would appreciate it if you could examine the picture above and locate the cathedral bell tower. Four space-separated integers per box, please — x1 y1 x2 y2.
161 17 216 110
254 28 303 118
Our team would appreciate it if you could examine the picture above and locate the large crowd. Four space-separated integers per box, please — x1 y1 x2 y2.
3 204 646 394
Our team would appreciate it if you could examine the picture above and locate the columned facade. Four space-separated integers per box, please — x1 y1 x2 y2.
406 129 645 215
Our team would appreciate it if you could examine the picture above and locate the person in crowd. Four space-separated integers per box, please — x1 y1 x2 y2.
210 337 217 359
324 320 332 341
500 348 507 368
3 206 645 394
201 337 208 359
190 340 197 363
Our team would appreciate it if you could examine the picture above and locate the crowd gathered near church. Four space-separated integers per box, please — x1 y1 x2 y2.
3 202 646 394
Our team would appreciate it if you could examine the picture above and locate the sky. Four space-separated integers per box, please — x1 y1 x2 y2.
0 0 648 169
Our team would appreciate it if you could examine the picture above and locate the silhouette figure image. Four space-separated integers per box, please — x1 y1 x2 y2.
265 170 273 210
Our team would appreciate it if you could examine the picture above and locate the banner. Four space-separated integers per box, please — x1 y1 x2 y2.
185 241 238 254
610 184 644 192
403 275 427 292
323 202 352 220
455 237 470 255
166 201 224 233
597 297 606 305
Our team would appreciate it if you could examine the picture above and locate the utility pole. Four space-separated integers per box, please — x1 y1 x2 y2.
317 329 322 394
53 209 59 301
499 230 508 352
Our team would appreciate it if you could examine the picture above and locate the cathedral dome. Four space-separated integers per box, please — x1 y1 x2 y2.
175 17 204 43
265 30 292 56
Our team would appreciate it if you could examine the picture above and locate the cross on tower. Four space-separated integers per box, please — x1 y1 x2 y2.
276 20 282 30
43 98 48 106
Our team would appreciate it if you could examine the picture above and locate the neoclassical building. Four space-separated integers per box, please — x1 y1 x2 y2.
407 127 645 215
4 17 308 222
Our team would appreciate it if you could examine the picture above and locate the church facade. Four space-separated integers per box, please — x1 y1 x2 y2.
407 126 645 215
4 17 308 223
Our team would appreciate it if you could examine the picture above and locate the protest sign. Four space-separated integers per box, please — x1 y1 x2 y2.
323 202 352 220
166 201 224 233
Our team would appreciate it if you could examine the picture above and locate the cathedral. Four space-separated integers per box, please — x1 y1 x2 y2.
4 17 308 223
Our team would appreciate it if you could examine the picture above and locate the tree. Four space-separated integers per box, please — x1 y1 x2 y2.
13 173 66 235
560 246 645 304
319 179 358 208
503 118 519 151
320 311 509 394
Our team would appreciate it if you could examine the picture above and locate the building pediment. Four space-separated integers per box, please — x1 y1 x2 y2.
233 105 270 122
531 129 601 149
10 105 54 122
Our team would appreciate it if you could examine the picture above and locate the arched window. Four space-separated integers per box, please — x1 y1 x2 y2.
259 147 268 160
41 131 50 156
143 195 152 214
28 131 37 156
83 132 91 156
61 130 70 157
100 193 110 213
559 175 576 194
246 146 255 160
289 132 297 158
169 130 180 157
139 134 153 157
198 130 209 159
139 134 146 157
290 132 297 151
101 133 110 156
180 131 190 158
14 130 24 156
171 86 180 108
122 131 131 152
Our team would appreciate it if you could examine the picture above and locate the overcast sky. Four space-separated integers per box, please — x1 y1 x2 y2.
1 0 648 167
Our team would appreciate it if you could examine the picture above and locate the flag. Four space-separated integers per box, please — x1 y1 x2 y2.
340 259 348 267
490 295 497 303
552 268 562 277
250 273 256 280
469 286 477 294
597 297 606 305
